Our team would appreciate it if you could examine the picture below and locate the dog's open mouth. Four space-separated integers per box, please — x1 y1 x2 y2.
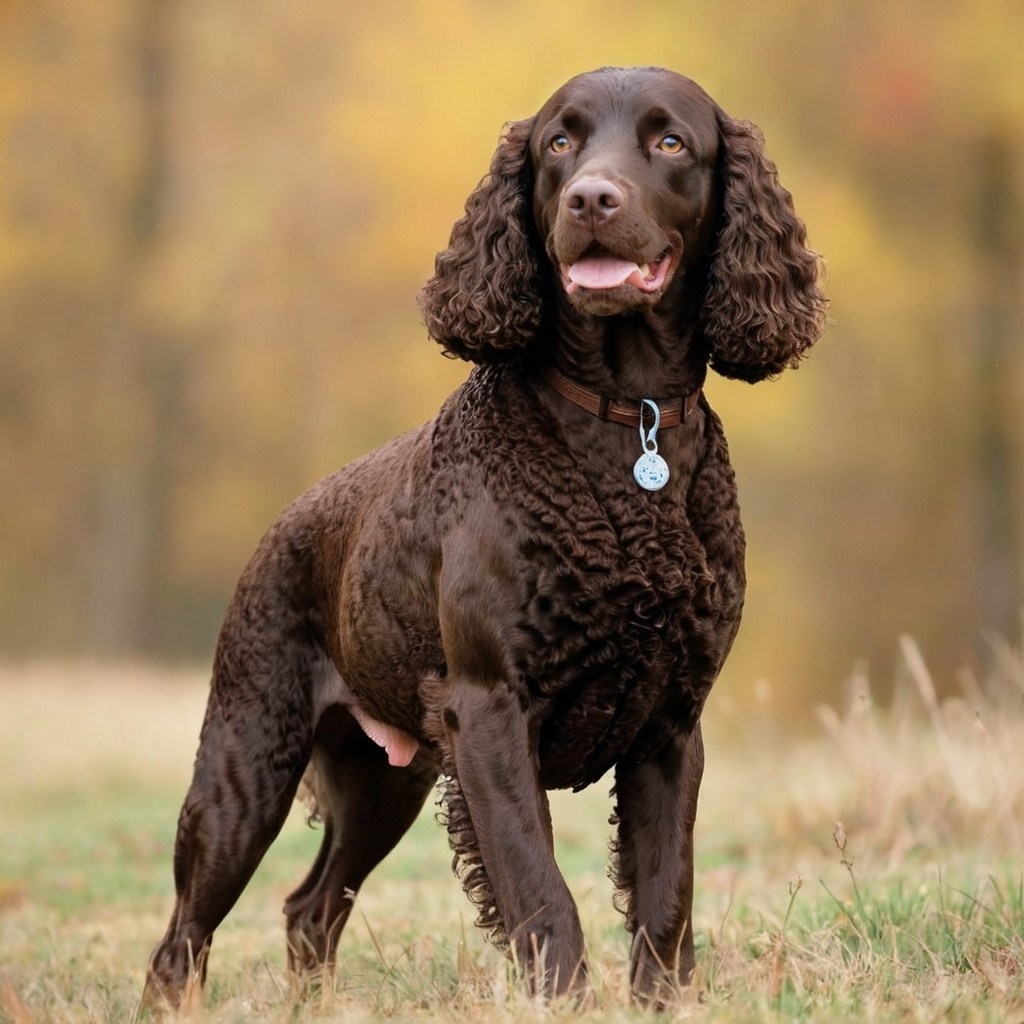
561 244 679 296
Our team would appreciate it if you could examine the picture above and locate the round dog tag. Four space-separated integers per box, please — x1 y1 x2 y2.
634 399 670 491
633 451 670 491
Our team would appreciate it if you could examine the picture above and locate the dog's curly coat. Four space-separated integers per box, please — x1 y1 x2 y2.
144 66 826 1011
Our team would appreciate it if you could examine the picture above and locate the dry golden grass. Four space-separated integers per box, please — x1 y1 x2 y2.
0 635 1022 1023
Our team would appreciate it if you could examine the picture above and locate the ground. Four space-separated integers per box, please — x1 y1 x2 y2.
0 643 1021 1023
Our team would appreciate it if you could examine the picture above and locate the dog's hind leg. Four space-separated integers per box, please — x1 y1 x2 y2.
143 631 317 1012
283 703 439 983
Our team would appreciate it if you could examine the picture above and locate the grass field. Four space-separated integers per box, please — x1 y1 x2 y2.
1 636 1022 1023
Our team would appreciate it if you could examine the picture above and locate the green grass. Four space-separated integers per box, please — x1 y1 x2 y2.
0 638 1022 1023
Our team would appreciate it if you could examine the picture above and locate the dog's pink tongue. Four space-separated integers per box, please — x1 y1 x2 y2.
566 256 642 293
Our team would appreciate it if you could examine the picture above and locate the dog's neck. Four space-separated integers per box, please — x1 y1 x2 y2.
544 285 708 401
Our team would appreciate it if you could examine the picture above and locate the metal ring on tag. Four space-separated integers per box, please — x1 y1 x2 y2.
633 399 670 491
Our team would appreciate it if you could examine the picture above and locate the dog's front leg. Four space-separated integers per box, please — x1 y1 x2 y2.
440 680 587 997
613 722 705 1007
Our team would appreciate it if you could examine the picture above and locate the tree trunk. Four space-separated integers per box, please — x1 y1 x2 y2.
86 0 175 655
972 124 1022 648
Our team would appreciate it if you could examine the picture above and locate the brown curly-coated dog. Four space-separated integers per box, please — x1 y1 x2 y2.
143 66 826 1012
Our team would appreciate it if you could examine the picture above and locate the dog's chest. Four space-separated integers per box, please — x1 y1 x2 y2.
513 525 709 790
435 366 722 789
499 464 712 790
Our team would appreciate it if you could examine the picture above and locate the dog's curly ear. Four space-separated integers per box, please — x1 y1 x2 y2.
700 112 828 383
418 118 541 363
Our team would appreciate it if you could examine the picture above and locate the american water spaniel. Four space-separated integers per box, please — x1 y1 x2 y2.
143 65 826 1011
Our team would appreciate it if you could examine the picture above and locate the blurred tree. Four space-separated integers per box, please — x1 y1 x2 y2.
86 0 175 654
0 0 1021 713
972 125 1022 646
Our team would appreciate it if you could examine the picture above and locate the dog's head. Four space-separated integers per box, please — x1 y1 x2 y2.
418 66 827 383
530 67 719 321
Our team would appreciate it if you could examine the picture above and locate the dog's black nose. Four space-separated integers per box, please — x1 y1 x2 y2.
564 177 623 224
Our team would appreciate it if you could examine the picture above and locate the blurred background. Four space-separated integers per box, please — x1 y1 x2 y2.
1 0 1021 724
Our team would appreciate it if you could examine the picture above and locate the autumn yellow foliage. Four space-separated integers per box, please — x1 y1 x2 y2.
1 0 1022 714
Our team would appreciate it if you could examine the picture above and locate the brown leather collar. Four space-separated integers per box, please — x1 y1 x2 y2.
541 365 701 428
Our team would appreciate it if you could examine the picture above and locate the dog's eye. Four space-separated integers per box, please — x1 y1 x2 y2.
657 134 685 154
550 134 571 154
